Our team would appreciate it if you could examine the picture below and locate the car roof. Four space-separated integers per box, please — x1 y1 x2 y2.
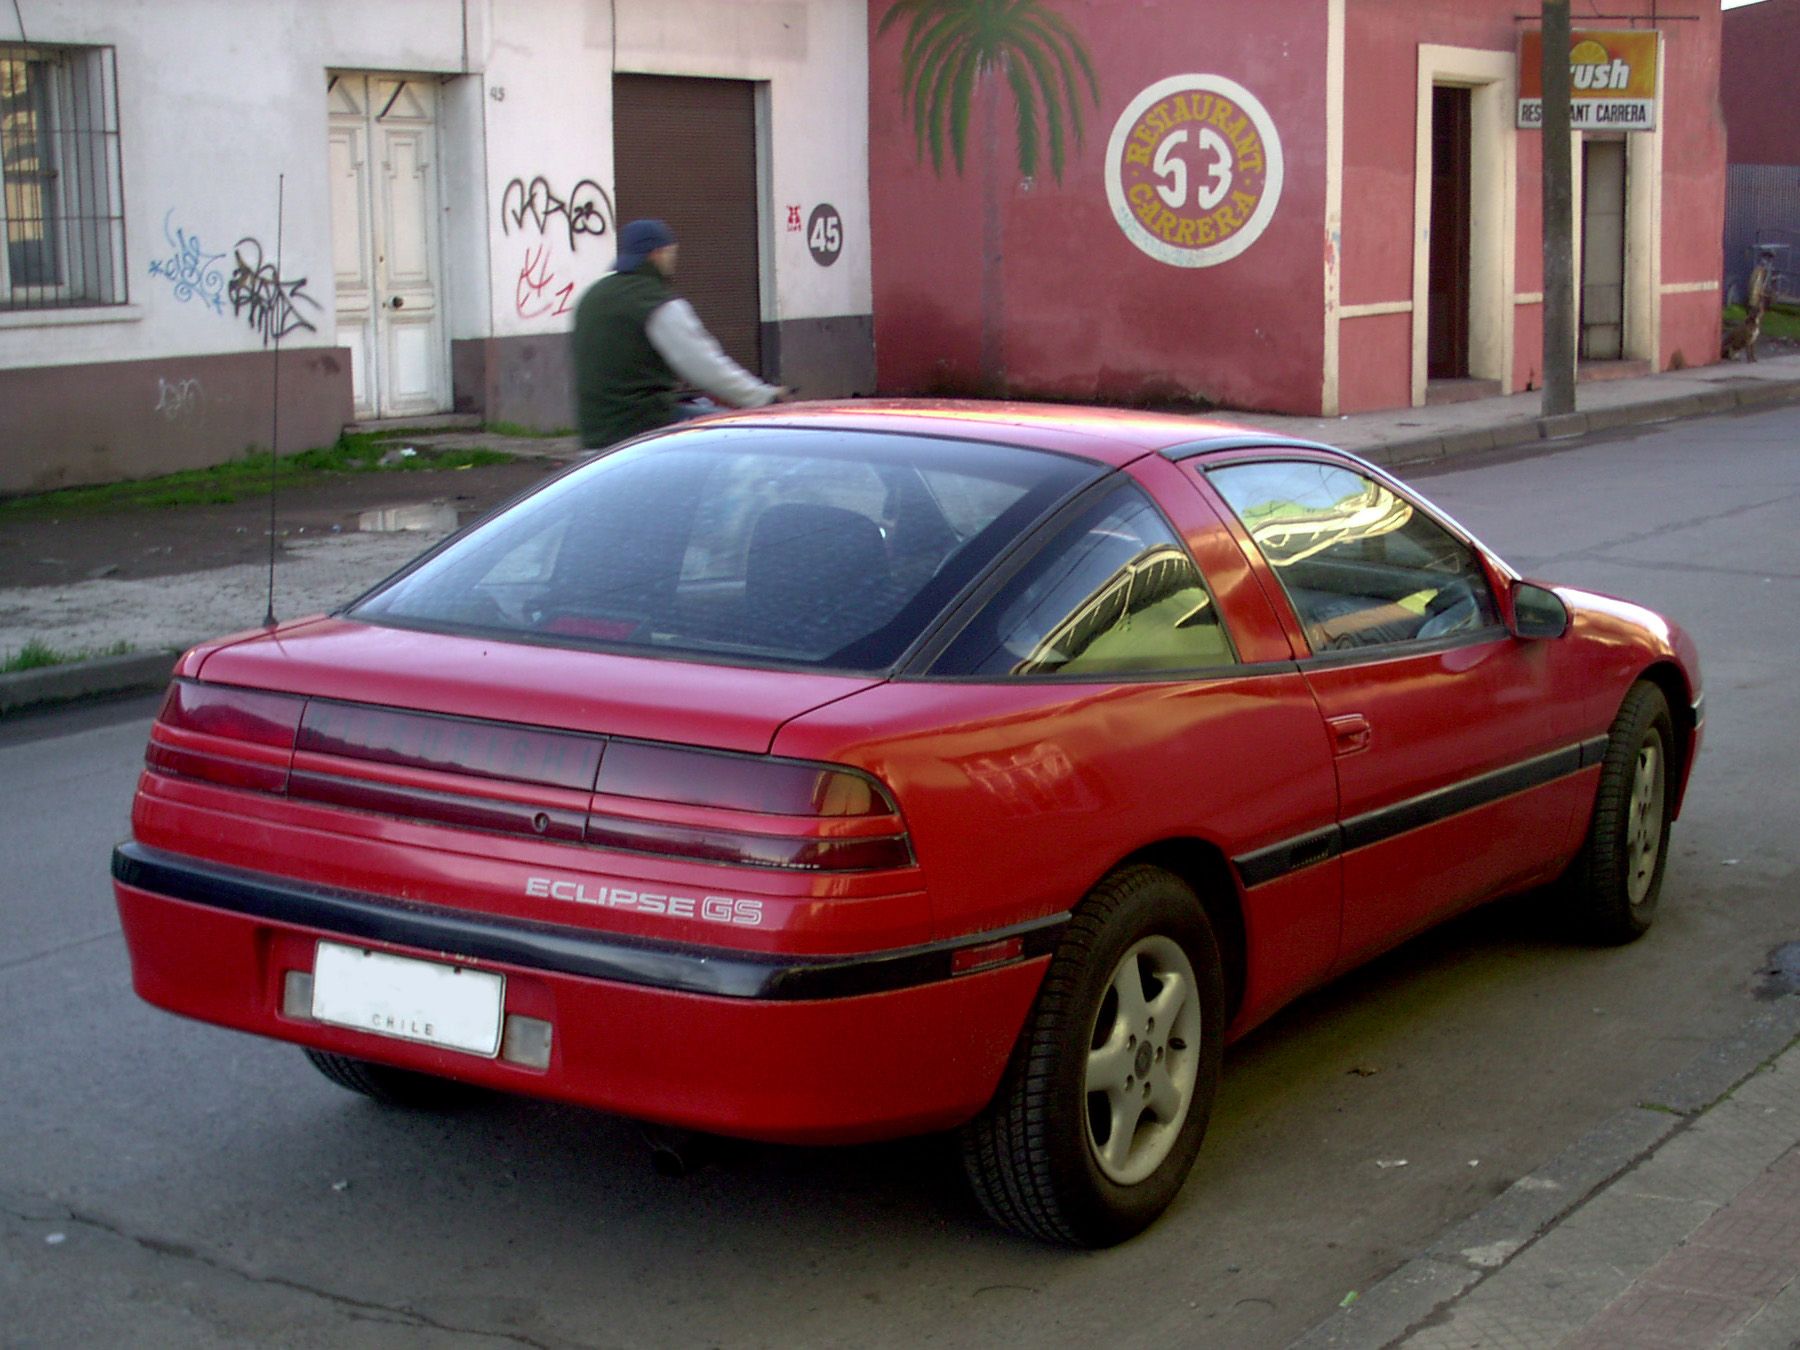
687 399 1319 470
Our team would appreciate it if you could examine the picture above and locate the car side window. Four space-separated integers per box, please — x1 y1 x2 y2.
933 482 1235 677
1206 460 1499 654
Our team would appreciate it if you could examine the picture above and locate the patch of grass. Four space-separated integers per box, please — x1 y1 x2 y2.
0 435 514 519
484 420 575 439
2 639 134 673
1726 302 1800 342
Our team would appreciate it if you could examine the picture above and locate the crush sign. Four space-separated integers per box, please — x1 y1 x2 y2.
1105 74 1284 268
1518 30 1661 131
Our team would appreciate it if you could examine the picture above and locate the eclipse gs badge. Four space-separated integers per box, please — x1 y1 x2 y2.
1105 74 1284 268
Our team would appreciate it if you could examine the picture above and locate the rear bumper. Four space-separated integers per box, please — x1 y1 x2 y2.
112 844 1053 1144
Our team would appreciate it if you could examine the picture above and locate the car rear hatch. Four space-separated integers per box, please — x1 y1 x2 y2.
129 619 925 955
193 618 881 750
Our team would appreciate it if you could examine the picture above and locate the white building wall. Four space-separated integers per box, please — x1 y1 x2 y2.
613 0 873 329
481 0 871 342
0 0 468 372
0 0 869 419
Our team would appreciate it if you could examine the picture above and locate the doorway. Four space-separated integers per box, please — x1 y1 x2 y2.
611 74 766 377
1580 138 1627 361
327 73 450 421
1427 85 1472 381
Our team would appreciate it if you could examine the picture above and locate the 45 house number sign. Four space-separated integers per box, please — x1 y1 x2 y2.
1105 74 1285 268
807 204 842 266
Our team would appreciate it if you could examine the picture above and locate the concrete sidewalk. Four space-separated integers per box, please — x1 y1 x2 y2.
1240 349 1800 467
1293 997 1800 1349
2 350 1797 716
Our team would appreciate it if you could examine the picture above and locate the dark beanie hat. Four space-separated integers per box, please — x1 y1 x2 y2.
615 218 676 272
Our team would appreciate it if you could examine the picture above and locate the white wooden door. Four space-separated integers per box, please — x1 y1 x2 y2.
1580 139 1627 362
328 74 448 419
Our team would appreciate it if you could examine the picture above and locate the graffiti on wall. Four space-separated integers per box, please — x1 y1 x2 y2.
227 238 320 345
149 208 319 343
500 176 614 252
147 210 229 315
154 377 204 421
515 244 576 321
500 175 614 319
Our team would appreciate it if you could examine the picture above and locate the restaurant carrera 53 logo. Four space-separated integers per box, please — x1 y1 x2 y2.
1105 74 1284 268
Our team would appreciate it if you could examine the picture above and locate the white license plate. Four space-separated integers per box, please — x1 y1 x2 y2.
311 942 504 1057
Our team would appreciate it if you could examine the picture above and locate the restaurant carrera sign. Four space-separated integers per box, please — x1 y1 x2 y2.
1105 74 1284 268
1518 29 1661 131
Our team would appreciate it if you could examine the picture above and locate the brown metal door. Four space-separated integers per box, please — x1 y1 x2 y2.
1427 86 1472 380
612 74 764 377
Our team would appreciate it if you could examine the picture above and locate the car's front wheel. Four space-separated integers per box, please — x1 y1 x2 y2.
961 865 1225 1246
1564 681 1676 944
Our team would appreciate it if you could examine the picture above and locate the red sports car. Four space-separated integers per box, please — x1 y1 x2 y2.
114 403 1702 1246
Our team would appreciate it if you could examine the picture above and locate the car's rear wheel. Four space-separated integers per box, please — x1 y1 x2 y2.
1565 681 1675 944
961 865 1225 1246
302 1048 481 1109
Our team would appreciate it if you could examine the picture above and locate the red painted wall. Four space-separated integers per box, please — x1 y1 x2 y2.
1336 0 1723 396
1722 0 1800 166
1339 2 1533 411
1659 5 1727 369
1337 312 1410 412
870 1 1725 416
869 0 1330 415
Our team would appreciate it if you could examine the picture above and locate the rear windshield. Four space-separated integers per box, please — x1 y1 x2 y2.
351 425 1102 672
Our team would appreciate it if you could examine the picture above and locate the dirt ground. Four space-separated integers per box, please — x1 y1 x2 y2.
0 456 572 591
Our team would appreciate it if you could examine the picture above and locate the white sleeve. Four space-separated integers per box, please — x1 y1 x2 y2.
645 299 780 408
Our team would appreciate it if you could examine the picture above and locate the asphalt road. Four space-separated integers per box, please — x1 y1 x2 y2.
3 404 1796 1349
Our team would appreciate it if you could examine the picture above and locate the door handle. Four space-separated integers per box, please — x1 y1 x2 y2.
389 295 405 309
1327 714 1372 757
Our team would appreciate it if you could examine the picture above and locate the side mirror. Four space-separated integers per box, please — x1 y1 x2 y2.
1510 581 1569 640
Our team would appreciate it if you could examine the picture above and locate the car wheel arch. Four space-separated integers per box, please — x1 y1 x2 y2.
1112 838 1247 1025
1635 660 1697 817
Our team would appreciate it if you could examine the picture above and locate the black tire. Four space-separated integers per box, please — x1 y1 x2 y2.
302 1048 481 1109
1565 681 1675 945
961 865 1226 1247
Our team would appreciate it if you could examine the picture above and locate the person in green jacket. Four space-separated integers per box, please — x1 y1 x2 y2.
571 219 787 449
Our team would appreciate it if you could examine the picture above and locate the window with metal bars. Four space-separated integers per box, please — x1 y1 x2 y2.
0 44 126 310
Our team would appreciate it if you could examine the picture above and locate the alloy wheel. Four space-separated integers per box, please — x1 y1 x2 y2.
1626 738 1666 906
1084 935 1203 1186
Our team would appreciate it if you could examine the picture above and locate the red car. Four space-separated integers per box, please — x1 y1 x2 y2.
114 404 1702 1246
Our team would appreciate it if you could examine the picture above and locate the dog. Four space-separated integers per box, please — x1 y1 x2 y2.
1725 254 1778 362
1721 308 1762 362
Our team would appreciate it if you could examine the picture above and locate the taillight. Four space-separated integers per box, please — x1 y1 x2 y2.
596 742 892 816
145 680 304 792
143 683 913 872
588 743 913 872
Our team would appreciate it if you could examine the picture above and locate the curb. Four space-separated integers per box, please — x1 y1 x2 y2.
1360 376 1800 471
0 649 178 717
1288 995 1800 1349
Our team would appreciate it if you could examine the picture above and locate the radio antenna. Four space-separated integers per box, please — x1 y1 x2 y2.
263 173 286 628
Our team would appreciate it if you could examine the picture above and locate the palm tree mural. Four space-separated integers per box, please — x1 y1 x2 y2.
877 0 1102 392
878 0 1101 185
